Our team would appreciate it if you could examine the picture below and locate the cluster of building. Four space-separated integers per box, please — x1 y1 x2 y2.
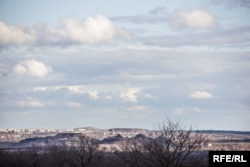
0 127 154 142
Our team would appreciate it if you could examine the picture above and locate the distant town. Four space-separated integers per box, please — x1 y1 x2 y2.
1 127 250 151
1 127 153 143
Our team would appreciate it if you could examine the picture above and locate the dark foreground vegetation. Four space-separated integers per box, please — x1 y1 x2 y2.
0 118 208 167
0 149 208 167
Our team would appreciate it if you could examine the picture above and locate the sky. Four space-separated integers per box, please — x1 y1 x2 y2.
0 0 250 131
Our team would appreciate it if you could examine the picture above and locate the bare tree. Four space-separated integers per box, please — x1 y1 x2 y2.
71 135 101 167
48 144 70 167
120 138 147 167
144 117 204 167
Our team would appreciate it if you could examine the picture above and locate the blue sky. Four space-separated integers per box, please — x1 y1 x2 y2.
0 0 250 130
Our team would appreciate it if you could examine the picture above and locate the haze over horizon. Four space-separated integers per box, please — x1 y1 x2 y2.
0 0 249 131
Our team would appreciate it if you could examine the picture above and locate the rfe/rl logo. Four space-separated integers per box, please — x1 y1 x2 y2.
209 151 250 167
213 155 247 163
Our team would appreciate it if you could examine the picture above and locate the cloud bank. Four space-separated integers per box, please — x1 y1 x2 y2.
113 9 218 29
190 91 214 99
0 15 129 47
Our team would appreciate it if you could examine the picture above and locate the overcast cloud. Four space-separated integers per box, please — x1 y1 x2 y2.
0 0 249 130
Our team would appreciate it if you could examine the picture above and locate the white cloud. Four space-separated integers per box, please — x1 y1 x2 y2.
190 91 213 99
65 102 83 108
34 85 86 95
68 85 85 94
88 91 99 100
0 15 129 47
120 87 141 103
12 59 52 78
61 15 128 44
33 86 63 92
18 98 44 107
12 64 27 75
127 105 148 111
0 21 35 46
32 85 112 101
170 9 218 29
32 85 154 102
33 87 48 91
